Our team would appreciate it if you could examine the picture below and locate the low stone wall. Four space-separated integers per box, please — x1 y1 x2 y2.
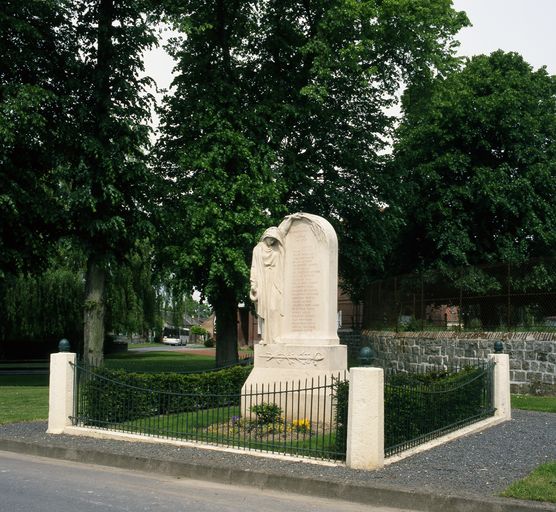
360 330 556 395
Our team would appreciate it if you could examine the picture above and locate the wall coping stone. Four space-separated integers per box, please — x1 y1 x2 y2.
362 330 556 341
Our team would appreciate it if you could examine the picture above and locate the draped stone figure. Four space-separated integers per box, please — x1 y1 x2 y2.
249 226 285 344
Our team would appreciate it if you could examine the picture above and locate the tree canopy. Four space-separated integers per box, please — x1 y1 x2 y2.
0 0 76 276
392 51 556 275
156 0 468 363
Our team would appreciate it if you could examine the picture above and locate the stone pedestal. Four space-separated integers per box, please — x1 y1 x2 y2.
242 343 347 421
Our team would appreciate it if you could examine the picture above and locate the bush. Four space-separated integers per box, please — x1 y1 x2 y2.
204 337 215 348
190 326 209 336
81 364 252 424
332 378 349 456
384 365 490 450
250 402 282 425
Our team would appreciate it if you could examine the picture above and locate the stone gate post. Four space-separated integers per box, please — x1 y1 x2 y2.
47 351 77 434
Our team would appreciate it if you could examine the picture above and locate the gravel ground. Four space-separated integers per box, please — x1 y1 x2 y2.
1 410 554 499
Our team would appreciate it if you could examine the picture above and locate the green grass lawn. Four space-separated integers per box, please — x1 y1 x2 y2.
0 375 49 425
511 394 556 413
501 462 556 503
104 350 216 373
111 406 340 459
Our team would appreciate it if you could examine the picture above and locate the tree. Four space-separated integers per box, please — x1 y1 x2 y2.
156 0 467 364
105 241 161 340
65 0 157 365
392 51 556 276
0 0 76 277
1 1 162 362
156 1 283 365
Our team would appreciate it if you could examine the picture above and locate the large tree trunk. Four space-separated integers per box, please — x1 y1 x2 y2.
213 287 238 367
81 0 112 367
83 257 105 366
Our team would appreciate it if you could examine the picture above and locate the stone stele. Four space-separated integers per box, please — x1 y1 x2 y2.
242 213 348 418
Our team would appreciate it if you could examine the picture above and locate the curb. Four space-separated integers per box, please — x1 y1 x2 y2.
1 439 554 512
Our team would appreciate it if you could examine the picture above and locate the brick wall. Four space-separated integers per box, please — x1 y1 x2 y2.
357 330 556 395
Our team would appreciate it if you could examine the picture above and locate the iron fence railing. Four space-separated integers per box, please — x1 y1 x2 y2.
365 258 556 332
383 360 495 457
71 363 348 461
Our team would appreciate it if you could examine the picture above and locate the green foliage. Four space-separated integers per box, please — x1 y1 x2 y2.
0 267 84 345
385 366 491 451
155 0 468 364
190 326 208 336
501 462 556 503
393 51 556 274
250 402 283 425
203 338 215 348
0 0 76 276
332 378 349 456
105 241 162 337
81 364 252 424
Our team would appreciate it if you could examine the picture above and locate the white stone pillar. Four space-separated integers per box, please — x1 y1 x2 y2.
346 367 384 470
488 353 511 421
47 352 77 434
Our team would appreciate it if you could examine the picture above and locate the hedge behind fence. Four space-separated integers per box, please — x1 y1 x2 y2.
384 365 491 451
80 364 252 424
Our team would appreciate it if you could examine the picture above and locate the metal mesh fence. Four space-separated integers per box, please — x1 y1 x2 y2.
72 363 348 461
364 259 556 332
383 360 495 457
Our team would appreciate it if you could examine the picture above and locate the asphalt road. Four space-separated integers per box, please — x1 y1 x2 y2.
0 451 412 512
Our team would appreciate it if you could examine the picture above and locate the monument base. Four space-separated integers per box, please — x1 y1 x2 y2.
241 343 348 422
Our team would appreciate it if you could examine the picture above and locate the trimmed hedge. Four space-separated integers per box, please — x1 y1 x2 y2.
385 365 491 451
333 378 349 457
80 364 252 424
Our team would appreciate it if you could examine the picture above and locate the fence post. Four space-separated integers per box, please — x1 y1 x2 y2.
47 351 77 434
488 353 511 421
346 367 384 470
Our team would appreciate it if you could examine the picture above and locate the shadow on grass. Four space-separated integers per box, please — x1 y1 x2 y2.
0 375 49 387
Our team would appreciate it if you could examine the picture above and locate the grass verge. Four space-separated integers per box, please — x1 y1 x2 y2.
511 394 556 413
501 462 556 503
0 375 49 425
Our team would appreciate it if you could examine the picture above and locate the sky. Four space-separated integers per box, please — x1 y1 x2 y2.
452 0 556 74
144 0 556 95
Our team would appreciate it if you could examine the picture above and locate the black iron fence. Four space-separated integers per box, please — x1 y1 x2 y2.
71 363 348 462
364 259 556 331
383 360 495 457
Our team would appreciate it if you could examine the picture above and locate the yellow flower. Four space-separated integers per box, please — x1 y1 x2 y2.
291 418 311 432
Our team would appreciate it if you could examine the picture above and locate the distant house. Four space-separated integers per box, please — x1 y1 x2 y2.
426 304 460 328
200 314 216 339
